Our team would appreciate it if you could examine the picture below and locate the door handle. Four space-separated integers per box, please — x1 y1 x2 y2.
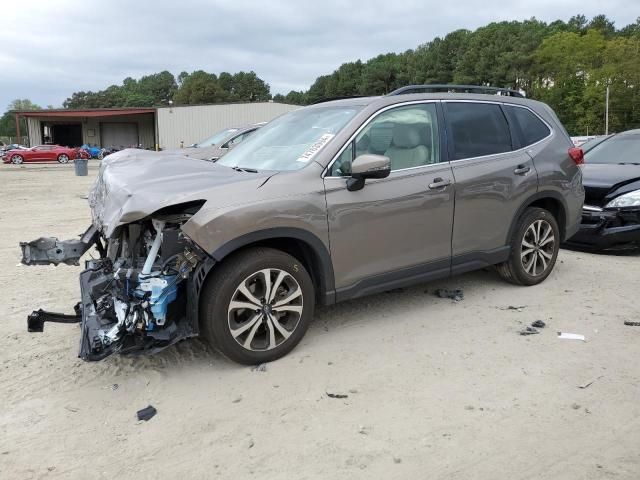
514 165 531 175
428 177 451 189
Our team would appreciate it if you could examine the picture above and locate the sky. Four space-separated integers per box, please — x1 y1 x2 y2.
1 0 637 110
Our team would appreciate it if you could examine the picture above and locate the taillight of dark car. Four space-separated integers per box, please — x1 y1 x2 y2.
568 147 584 165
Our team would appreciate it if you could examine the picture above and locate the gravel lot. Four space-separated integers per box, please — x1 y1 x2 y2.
1 162 639 479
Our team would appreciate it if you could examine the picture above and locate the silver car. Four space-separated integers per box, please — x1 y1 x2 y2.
171 123 265 162
22 85 584 365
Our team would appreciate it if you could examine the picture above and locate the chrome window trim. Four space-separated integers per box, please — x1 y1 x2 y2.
443 100 554 165
322 100 440 179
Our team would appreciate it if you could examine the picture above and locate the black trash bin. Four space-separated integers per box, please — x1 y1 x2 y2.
74 159 88 176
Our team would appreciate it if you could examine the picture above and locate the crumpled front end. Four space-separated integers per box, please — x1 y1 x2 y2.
23 212 214 360
566 205 640 251
20 148 273 360
76 217 214 360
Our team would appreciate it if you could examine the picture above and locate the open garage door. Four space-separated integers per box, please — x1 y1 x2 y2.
50 123 82 147
101 123 139 149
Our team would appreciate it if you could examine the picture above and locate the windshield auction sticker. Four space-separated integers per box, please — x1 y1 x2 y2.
296 133 335 163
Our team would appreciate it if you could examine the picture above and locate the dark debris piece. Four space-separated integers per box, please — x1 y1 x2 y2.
136 405 157 422
434 288 464 302
519 326 540 336
326 392 349 399
531 320 546 328
624 321 640 327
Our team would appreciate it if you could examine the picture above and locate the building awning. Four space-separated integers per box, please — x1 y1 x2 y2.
14 108 156 118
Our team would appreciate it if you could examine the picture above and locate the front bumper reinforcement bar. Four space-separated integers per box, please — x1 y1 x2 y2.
27 303 82 332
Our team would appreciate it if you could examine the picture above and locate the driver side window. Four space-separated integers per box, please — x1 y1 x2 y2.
329 103 440 176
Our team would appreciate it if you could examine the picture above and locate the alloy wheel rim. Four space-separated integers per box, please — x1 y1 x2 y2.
12 155 23 164
521 219 555 276
227 268 303 351
59 155 68 163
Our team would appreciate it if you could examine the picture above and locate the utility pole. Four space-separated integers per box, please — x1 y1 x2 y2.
605 84 610 135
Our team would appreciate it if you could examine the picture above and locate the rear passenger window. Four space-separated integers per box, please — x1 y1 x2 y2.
505 106 551 148
444 103 512 160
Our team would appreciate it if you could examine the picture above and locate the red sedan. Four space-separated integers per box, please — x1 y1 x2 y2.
3 145 89 164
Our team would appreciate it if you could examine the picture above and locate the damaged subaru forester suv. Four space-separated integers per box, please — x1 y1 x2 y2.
21 85 584 365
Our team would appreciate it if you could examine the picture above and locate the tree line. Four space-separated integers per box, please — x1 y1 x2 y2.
275 14 640 135
2 14 639 137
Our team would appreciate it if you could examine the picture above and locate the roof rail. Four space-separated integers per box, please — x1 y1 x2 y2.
387 84 525 98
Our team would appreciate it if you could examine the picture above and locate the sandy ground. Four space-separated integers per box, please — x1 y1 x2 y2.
0 162 639 480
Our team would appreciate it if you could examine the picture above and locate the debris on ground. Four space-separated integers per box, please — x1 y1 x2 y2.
502 305 527 312
326 392 349 399
623 321 640 326
571 403 581 410
393 456 402 464
232 396 243 403
519 326 540 336
251 363 267 372
531 320 546 328
434 288 464 302
557 332 586 341
247 439 255 449
578 376 603 389
358 425 369 435
110 383 119 391
64 406 79 413
136 405 157 422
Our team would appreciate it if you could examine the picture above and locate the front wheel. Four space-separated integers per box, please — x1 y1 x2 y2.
11 154 24 164
57 154 69 164
496 207 560 286
200 247 315 365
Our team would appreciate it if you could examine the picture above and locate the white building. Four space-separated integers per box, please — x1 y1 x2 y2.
17 102 299 150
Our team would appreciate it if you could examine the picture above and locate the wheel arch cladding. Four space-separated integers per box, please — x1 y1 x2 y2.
508 192 568 242
210 228 335 305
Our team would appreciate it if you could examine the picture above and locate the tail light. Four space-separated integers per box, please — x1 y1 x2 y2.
568 147 584 165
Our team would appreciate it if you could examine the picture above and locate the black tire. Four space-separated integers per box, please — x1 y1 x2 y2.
11 154 23 164
200 247 315 365
496 207 560 286
57 154 70 164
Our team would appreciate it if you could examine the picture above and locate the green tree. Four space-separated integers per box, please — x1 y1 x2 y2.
0 99 42 138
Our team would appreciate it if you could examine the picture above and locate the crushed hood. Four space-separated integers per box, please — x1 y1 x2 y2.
582 163 640 206
89 149 272 237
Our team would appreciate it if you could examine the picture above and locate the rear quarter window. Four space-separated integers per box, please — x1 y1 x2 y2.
505 105 551 148
444 102 512 160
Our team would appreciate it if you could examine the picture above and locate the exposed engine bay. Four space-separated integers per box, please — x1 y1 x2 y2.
21 210 214 360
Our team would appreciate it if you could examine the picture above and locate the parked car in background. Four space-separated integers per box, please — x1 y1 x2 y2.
0 144 29 160
22 85 583 365
171 123 265 161
565 129 640 251
3 145 89 164
580 134 612 153
80 144 108 160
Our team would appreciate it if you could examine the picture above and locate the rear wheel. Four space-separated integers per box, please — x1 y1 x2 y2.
496 207 560 286
57 154 70 164
200 247 315 365
11 154 24 164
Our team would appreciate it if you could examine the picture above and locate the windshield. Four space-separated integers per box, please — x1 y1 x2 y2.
217 106 362 171
195 128 239 147
585 133 640 165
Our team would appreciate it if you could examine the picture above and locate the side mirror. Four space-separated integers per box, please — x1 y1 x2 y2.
347 154 391 191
